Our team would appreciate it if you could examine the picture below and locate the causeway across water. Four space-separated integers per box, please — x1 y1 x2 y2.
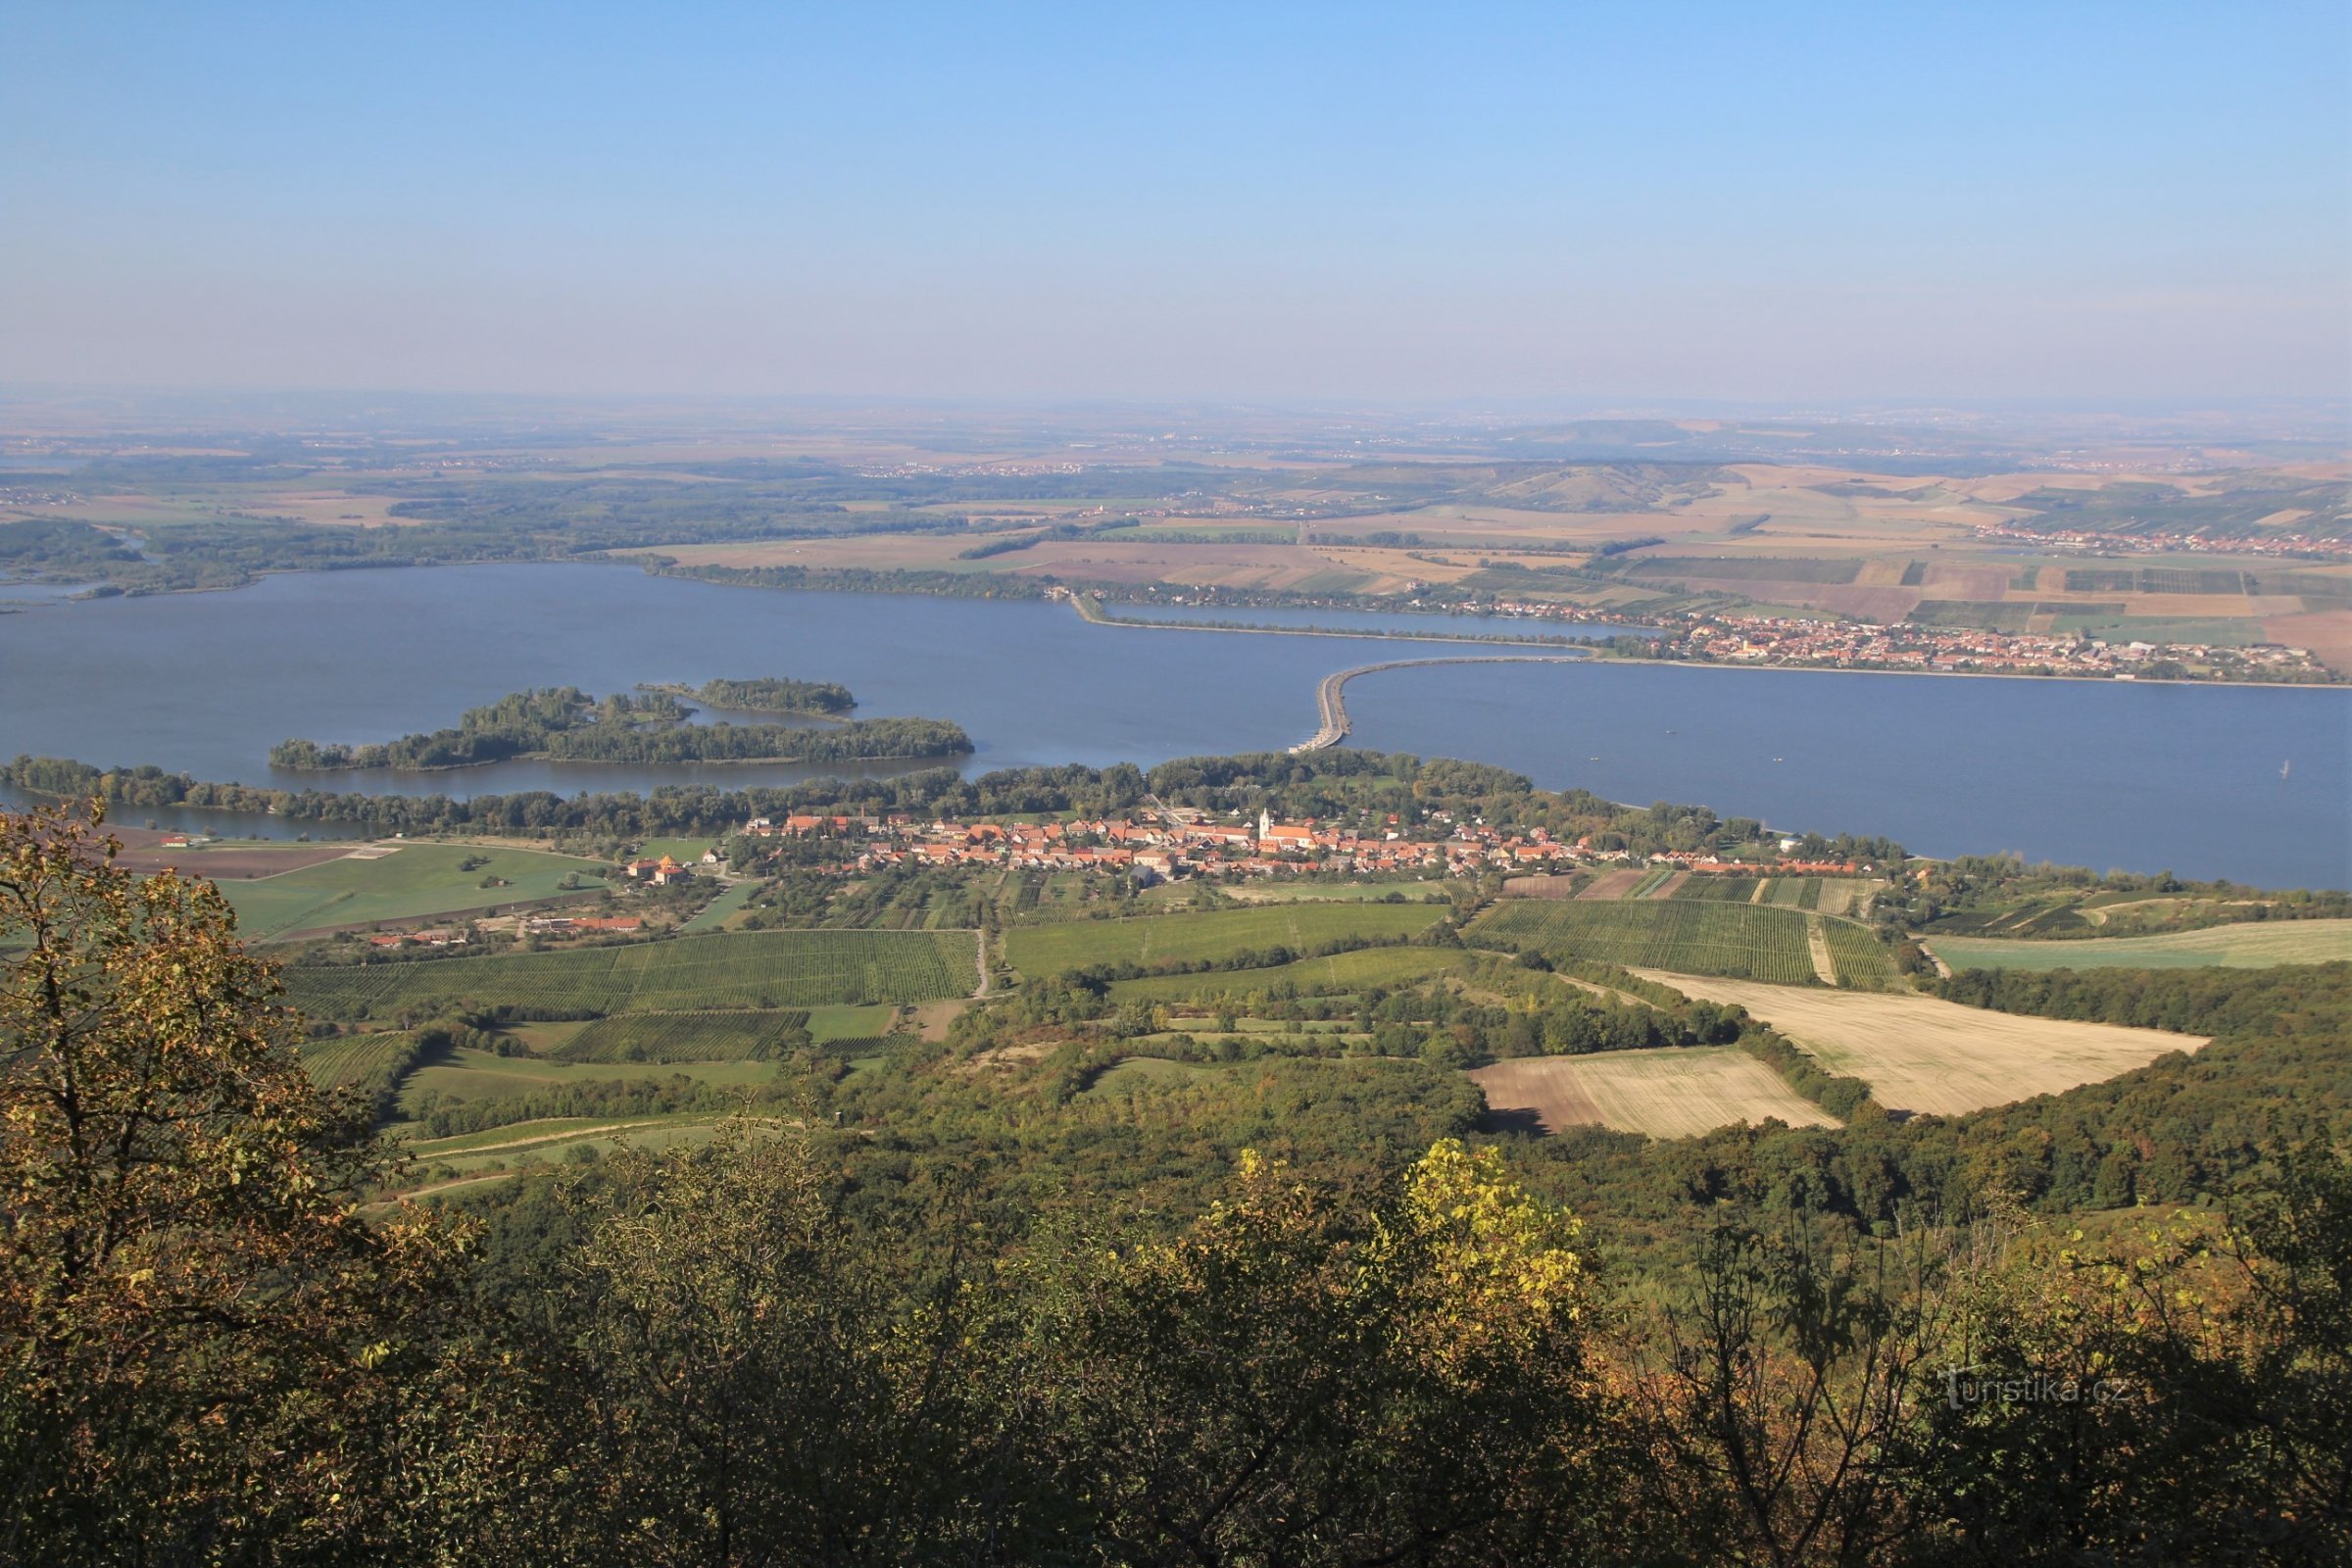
1291 655 1588 752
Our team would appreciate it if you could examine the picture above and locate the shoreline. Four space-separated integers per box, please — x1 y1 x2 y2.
1067 593 2346 689
268 747 973 778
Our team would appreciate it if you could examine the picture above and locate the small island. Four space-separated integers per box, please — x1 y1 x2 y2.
638 675 858 717
270 685 969 771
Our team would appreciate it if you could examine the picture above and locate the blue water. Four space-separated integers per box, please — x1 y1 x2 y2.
0 564 2344 886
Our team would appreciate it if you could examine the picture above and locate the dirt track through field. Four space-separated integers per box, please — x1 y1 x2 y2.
1631 972 2201 1115
1804 916 1837 984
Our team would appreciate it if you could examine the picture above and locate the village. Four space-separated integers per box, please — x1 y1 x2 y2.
741 806 1868 884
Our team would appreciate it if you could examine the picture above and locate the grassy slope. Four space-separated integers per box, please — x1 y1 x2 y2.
222 843 606 940
1934 919 2352 971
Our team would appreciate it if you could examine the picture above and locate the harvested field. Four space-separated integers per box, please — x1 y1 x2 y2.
113 836 358 878
1472 1049 1838 1138
1631 973 2201 1115
1931 920 2352 972
1577 869 1645 900
1501 873 1583 899
2263 608 2352 673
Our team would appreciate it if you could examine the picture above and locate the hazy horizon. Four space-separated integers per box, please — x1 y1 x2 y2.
4 3 2347 405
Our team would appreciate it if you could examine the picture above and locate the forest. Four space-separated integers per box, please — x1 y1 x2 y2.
265 686 968 770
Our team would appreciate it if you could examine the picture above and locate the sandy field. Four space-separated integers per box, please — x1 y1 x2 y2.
1471 1048 1838 1138
1629 973 2201 1115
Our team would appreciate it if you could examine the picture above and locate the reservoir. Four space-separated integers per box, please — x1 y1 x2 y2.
1 564 2344 887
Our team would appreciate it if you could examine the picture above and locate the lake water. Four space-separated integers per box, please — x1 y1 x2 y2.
0 564 2344 887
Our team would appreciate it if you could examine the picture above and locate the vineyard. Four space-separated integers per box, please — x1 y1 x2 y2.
553 1009 812 1062
1004 903 1446 978
1107 946 1469 1004
299 1031 427 1110
287 928 976 1021
1466 900 1824 985
1820 921 1900 990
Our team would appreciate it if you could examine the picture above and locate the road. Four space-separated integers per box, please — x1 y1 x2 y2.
1290 655 1587 752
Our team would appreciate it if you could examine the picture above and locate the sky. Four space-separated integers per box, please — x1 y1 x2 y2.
2 2 2346 405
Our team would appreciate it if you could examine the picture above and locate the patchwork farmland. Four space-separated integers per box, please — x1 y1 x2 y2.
1467 899 1883 986
287 927 977 1021
1003 902 1447 978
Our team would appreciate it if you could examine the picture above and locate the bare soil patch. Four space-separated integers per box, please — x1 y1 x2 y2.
2264 609 2352 673
1577 869 1644 901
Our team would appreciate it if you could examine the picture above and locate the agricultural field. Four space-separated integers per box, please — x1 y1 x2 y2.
217 843 609 941
1636 974 2202 1115
1930 919 2352 972
1820 920 1900 990
634 837 717 865
395 1047 779 1117
287 927 978 1021
553 1009 808 1062
389 1115 731 1198
1003 903 1447 978
1466 899 1855 986
299 1031 423 1101
1106 946 1470 1004
1470 1048 1838 1138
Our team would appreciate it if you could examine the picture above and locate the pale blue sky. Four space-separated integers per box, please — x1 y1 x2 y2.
3 3 2344 402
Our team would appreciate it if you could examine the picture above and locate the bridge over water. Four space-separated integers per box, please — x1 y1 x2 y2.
1290 655 1588 753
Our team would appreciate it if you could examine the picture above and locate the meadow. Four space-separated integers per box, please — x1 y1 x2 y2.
287 927 977 1020
1466 899 1857 986
1470 1049 1838 1138
1002 903 1447 978
1931 919 2352 971
1638 973 2202 1116
220 843 609 940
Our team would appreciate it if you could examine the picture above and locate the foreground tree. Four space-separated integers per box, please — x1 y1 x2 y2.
0 802 466 1561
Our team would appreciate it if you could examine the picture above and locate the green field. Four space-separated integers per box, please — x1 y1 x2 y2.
1673 876 1762 902
395 1048 778 1116
1083 1056 1211 1097
1003 903 1447 978
679 878 760 932
1932 919 2352 972
1466 900 1832 986
288 927 977 1020
553 1009 809 1062
220 844 608 940
1107 946 1470 1004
